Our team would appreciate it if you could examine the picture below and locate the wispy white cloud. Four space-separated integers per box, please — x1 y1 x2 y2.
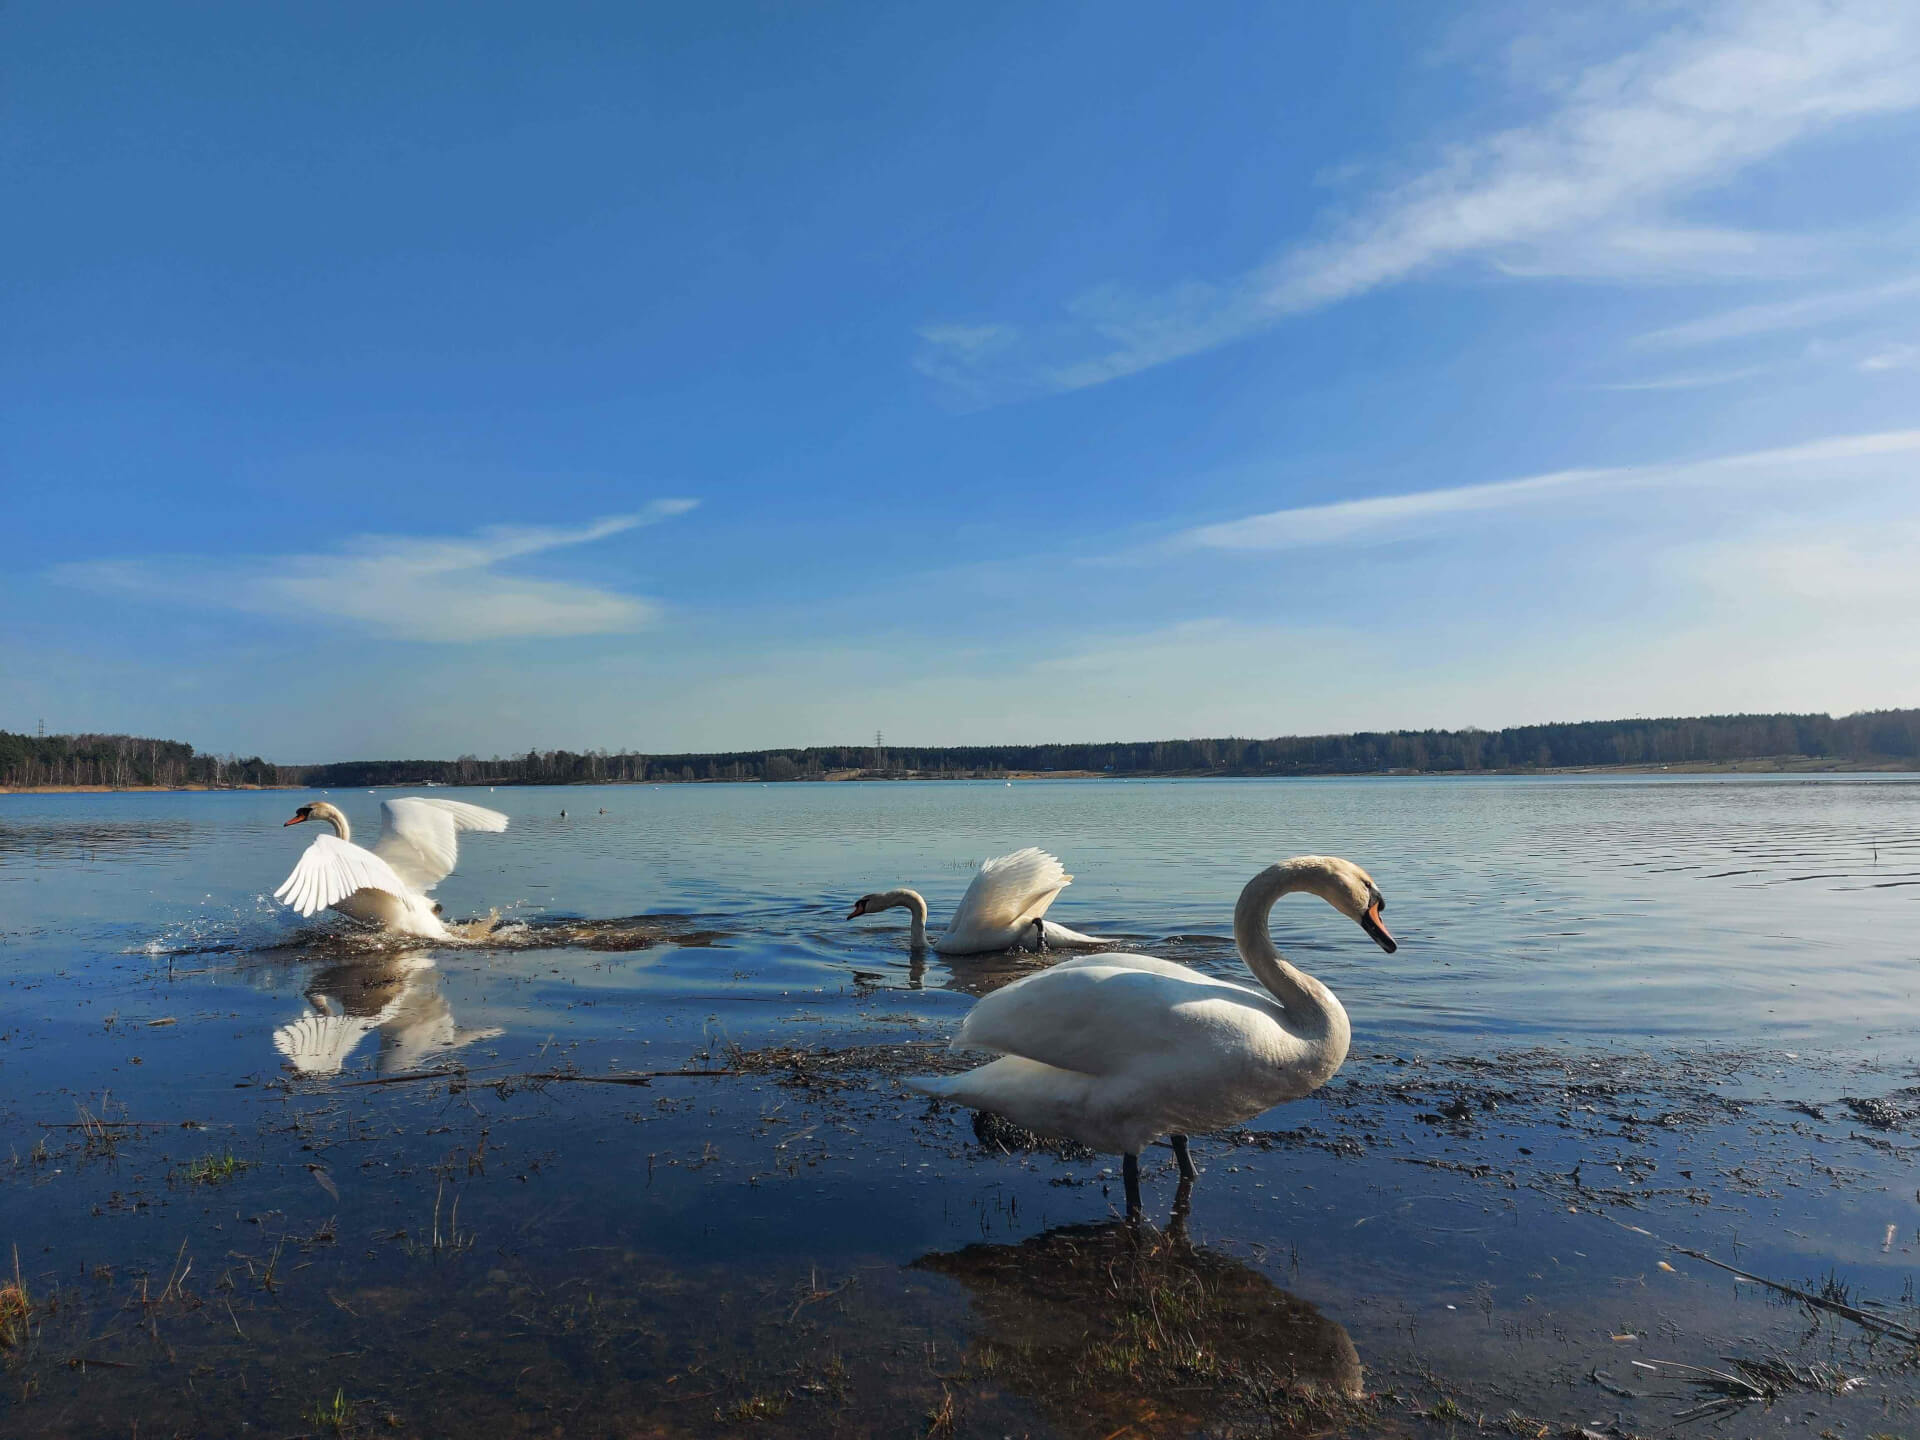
1859 340 1920 372
1636 273 1920 348
1678 520 1920 606
1177 429 1920 551
1588 363 1776 391
919 1 1920 396
54 501 697 642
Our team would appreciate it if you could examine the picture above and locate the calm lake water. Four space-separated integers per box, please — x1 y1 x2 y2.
3 776 1918 1437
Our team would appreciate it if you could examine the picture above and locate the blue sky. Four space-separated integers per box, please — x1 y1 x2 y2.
5 0 1919 761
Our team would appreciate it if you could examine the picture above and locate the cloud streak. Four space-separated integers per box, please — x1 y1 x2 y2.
919 1 1920 396
1588 364 1777 391
55 501 697 642
1635 273 1920 349
1177 430 1920 551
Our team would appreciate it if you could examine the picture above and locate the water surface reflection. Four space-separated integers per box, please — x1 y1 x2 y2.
916 1191 1363 1437
274 952 503 1075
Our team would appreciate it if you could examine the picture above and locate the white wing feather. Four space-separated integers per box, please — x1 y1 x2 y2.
953 955 1279 1078
946 848 1071 939
273 834 412 917
372 798 509 893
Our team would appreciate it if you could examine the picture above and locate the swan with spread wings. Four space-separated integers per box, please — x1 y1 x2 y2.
274 797 508 939
847 847 1106 955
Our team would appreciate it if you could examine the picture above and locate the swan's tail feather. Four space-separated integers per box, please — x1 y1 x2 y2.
904 1072 963 1098
1038 921 1107 948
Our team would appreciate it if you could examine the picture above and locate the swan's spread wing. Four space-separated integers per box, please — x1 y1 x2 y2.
953 954 1275 1078
274 835 411 917
372 798 509 892
946 848 1071 940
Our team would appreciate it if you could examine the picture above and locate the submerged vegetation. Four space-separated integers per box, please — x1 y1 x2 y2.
175 1150 248 1186
0 1248 31 1352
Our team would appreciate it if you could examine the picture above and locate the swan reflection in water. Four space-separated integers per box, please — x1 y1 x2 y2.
913 1187 1362 1438
273 951 502 1075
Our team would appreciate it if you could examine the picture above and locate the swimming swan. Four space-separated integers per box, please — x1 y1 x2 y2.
275 798 508 939
848 847 1106 955
906 856 1395 1213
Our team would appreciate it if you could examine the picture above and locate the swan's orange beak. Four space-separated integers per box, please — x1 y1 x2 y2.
283 812 308 827
846 900 866 919
1361 899 1396 953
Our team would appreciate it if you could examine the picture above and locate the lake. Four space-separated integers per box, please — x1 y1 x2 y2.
3 776 1918 1437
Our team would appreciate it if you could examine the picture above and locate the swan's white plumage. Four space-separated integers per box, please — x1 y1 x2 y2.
908 857 1388 1161
372 798 510 893
273 797 508 937
917 955 1321 1154
274 834 411 918
953 955 1294 1078
939 847 1090 954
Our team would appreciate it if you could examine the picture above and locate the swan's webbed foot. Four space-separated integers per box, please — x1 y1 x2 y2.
1123 1152 1142 1218
1171 1132 1197 1181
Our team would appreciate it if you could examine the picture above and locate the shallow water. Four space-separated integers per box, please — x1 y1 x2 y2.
3 776 1919 1437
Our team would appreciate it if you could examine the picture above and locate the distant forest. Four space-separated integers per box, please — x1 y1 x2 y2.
298 707 1919 787
5 710 1916 791
0 732 278 789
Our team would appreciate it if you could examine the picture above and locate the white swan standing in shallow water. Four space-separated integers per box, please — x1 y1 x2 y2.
274 798 509 940
906 856 1395 1214
847 847 1106 955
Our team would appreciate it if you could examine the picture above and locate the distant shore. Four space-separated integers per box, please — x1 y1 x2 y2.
4 755 1914 795
0 783 296 795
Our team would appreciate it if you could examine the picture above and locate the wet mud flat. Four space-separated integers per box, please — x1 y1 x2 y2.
5 993 1920 1440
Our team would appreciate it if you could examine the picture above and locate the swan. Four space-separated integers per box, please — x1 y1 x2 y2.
847 847 1106 955
274 798 508 939
906 856 1395 1213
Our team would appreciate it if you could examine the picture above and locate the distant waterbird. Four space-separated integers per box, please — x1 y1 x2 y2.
848 848 1106 955
274 798 509 940
906 856 1395 1215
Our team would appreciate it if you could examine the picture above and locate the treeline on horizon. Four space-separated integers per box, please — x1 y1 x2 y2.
0 732 278 789
7 710 1916 792
294 708 1920 788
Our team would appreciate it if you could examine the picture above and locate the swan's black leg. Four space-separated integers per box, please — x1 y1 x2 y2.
1032 918 1046 951
1171 1132 1197 1181
1123 1152 1142 1217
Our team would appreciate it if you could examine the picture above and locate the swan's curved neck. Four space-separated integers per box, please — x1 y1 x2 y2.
874 889 929 948
1234 860 1351 1081
315 805 350 843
